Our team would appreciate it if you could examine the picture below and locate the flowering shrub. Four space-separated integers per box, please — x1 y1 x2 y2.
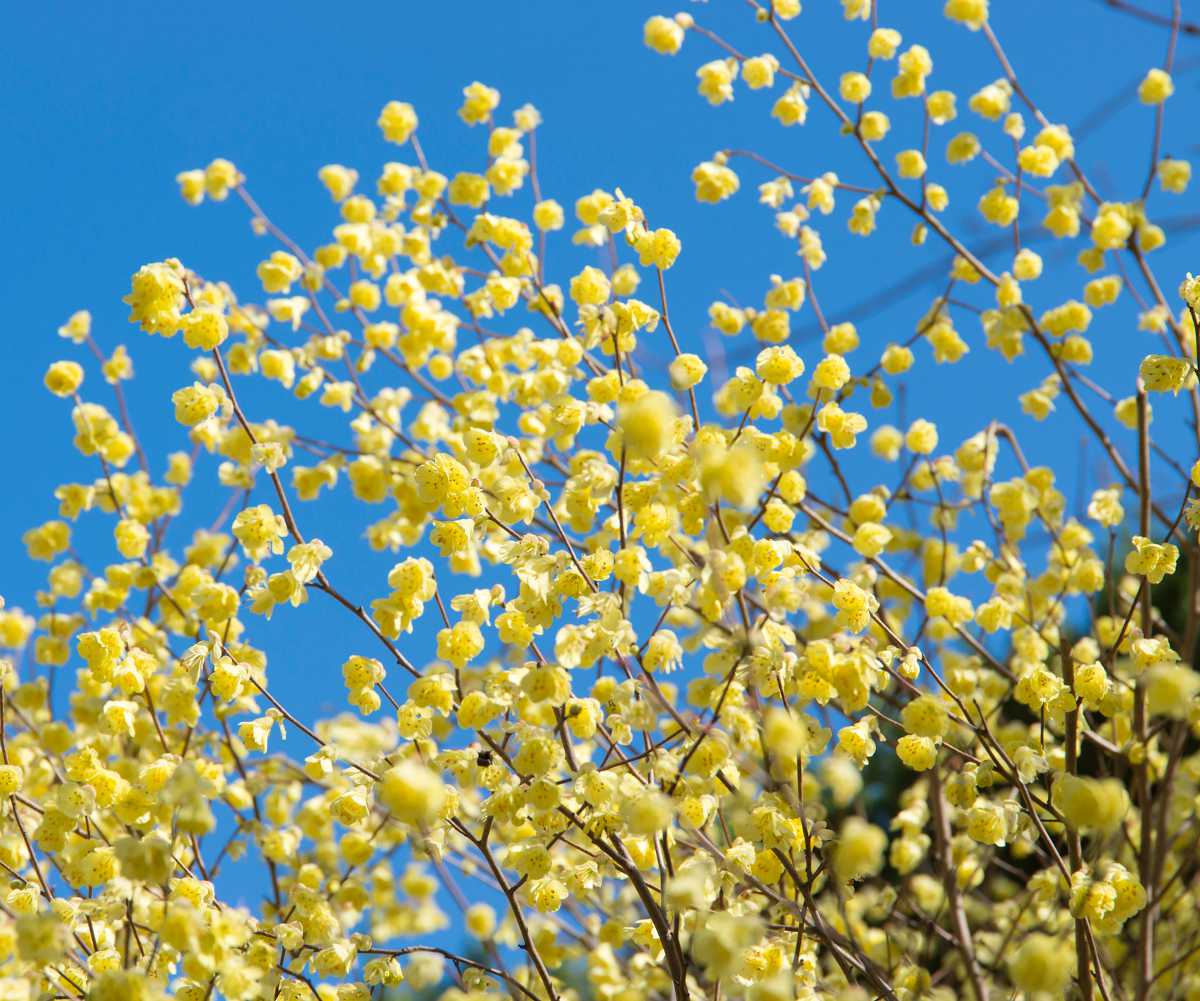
6 2 1200 1000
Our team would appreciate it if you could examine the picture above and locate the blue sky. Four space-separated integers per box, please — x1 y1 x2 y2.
2 0 1196 917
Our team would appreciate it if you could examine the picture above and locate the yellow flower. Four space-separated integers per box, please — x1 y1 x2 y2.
868 27 902 59
644 15 685 55
692 160 740 203
232 504 289 560
1138 67 1174 104
533 199 564 231
177 169 205 205
257 251 303 294
1052 774 1129 833
833 817 887 881
618 390 678 460
318 163 358 201
840 72 871 104
44 361 83 398
743 54 779 90
1158 157 1191 193
1139 353 1192 394
944 0 988 29
180 307 228 351
896 733 938 771
124 261 186 335
1007 934 1073 995
378 100 419 144
459 81 500 124
697 59 738 105
1125 535 1179 584
378 760 446 827
633 227 682 269
204 158 241 199
904 419 938 455
896 149 926 178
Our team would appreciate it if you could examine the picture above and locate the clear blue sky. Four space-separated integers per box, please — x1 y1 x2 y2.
2 0 1195 913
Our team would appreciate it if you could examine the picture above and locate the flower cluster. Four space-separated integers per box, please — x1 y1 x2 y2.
5 4 1200 1001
